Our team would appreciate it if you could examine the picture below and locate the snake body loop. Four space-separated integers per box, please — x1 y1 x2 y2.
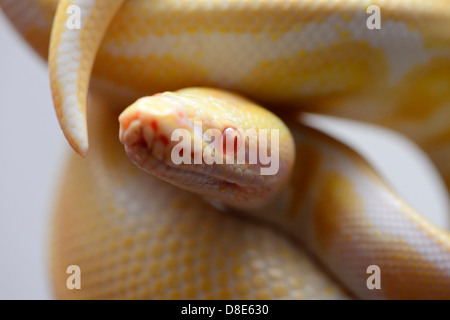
1 0 450 299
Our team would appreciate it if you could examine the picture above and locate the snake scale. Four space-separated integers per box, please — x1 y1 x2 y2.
1 0 450 300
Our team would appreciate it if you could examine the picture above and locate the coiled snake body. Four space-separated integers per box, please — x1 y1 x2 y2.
1 0 450 299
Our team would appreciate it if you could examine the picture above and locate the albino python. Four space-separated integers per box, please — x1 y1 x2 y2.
1 0 450 299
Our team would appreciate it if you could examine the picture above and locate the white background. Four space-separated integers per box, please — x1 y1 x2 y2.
0 12 66 299
0 11 448 299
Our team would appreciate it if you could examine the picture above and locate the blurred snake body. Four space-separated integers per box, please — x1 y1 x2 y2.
1 0 450 299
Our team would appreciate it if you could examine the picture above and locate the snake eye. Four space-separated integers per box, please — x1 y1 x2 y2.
221 127 242 155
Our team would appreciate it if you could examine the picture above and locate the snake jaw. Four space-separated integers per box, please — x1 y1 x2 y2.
48 0 125 156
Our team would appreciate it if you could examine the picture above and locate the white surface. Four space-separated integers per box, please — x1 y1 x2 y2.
0 11 448 300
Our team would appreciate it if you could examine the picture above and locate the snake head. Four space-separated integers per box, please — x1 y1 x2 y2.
119 88 295 209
